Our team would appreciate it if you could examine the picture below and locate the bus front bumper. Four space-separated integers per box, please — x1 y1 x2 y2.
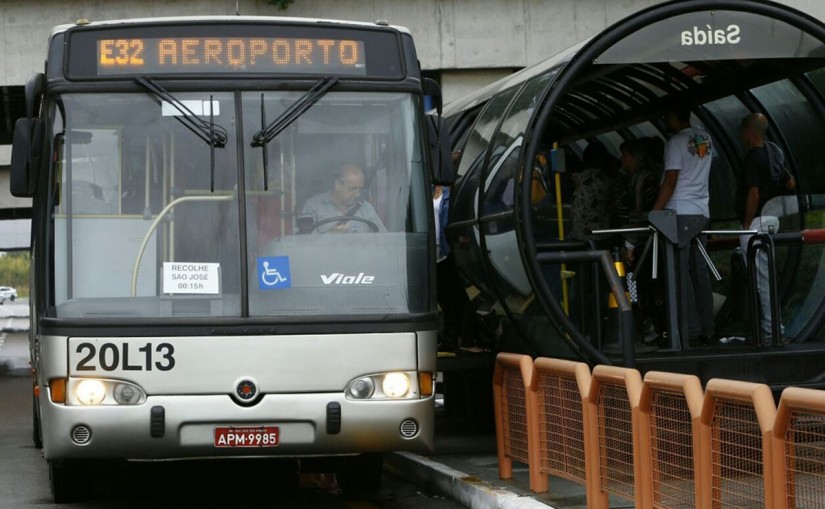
40 393 434 460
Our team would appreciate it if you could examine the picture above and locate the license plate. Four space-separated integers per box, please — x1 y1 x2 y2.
214 426 280 448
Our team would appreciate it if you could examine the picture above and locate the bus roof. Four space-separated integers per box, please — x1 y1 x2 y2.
51 16 411 36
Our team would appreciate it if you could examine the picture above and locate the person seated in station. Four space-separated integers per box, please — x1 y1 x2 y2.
300 163 387 233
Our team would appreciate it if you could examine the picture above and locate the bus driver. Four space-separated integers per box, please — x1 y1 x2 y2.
301 163 387 233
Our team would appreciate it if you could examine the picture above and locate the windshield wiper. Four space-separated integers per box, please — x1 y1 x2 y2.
252 77 339 190
135 76 228 192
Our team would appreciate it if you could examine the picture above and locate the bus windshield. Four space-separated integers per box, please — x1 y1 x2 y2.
49 90 430 319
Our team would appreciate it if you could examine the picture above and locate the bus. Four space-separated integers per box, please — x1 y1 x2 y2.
442 0 825 392
10 16 452 502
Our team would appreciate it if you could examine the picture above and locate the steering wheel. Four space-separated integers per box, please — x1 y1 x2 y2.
310 215 380 233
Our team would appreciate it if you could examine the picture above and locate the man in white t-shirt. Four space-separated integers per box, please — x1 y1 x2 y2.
652 103 715 346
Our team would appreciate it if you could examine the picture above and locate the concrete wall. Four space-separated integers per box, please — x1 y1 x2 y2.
3 0 825 87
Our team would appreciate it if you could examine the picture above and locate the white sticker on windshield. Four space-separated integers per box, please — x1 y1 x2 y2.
163 262 220 294
162 100 220 117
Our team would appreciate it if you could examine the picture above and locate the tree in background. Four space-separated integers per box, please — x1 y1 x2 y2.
0 252 30 297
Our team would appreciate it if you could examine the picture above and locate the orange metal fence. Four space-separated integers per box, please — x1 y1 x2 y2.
492 352 546 492
772 387 825 509
640 371 704 509
492 355 825 509
700 378 776 509
531 358 598 505
588 364 645 508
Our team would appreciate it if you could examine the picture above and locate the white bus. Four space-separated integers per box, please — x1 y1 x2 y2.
11 16 452 502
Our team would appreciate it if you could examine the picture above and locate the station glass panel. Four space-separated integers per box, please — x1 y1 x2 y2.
701 96 750 223
481 73 553 295
752 80 825 194
751 79 825 337
447 87 520 302
627 121 662 140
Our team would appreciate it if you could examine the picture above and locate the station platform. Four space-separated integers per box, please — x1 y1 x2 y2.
383 349 595 509
386 430 595 509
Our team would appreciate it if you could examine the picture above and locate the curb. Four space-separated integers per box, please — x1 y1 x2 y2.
386 451 554 509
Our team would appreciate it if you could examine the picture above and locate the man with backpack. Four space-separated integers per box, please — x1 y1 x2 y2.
736 113 796 345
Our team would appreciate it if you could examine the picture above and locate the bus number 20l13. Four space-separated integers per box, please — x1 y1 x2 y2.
75 342 176 372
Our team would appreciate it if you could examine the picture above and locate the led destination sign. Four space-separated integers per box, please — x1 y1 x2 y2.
65 24 404 79
97 37 367 75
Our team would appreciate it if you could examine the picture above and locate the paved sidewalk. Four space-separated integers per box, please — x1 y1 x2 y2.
386 431 593 509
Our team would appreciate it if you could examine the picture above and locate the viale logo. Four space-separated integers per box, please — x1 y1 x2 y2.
320 272 375 285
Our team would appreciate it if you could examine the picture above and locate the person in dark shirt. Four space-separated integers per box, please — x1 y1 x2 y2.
571 140 619 238
735 113 795 344
617 137 662 259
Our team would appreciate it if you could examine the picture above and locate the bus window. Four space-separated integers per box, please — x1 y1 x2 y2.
50 92 242 316
243 91 430 317
60 129 120 215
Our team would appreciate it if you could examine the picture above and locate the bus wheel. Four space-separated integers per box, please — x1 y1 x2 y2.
31 394 42 449
337 453 383 495
49 460 91 503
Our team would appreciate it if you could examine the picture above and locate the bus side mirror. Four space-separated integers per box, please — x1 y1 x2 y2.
423 78 442 115
11 72 45 198
427 114 455 186
10 117 43 197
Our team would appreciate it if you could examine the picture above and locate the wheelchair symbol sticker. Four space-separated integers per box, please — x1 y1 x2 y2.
258 257 291 290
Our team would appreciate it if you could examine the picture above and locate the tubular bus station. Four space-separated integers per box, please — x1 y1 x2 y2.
434 1 825 505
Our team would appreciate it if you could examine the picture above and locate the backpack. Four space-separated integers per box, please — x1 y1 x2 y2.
764 141 794 192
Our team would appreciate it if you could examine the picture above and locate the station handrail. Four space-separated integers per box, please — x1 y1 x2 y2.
536 248 633 367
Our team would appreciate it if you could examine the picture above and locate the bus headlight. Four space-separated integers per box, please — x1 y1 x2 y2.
345 372 418 400
348 377 375 399
382 373 410 398
113 383 143 405
75 379 107 405
68 379 146 406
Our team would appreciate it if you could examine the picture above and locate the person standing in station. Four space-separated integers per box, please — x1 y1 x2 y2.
652 103 715 346
434 183 470 351
736 112 795 345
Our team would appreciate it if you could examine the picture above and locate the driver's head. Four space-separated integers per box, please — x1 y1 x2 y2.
332 163 365 208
